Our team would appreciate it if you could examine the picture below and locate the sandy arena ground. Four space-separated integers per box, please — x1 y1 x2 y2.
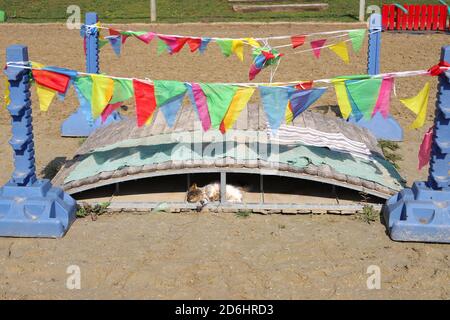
0 23 449 299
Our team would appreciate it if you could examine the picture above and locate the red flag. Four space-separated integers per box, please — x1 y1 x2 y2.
262 51 276 60
133 79 157 127
291 35 306 49
295 81 314 91
172 38 189 53
187 38 202 52
32 70 71 94
109 28 121 36
101 102 122 123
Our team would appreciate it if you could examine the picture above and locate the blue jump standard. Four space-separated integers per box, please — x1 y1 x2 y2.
383 45 450 243
61 11 122 137
0 45 76 238
350 13 403 142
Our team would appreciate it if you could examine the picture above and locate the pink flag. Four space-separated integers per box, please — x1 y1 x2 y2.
136 32 156 44
101 102 122 123
310 39 327 59
418 126 434 170
372 77 394 119
249 64 262 81
191 83 211 131
158 35 188 54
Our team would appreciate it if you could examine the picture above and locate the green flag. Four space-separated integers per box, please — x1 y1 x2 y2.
157 39 169 55
110 79 134 104
348 29 366 53
346 78 382 119
154 80 187 106
216 39 233 57
200 83 239 129
75 76 93 101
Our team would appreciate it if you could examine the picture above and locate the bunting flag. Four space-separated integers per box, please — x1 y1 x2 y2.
348 29 366 53
158 35 184 54
372 77 394 119
109 28 121 36
200 83 239 129
199 38 212 53
249 47 283 80
4 78 10 108
220 87 255 133
99 35 109 49
332 79 353 119
216 39 233 57
291 35 306 49
32 68 71 94
346 78 382 119
188 83 212 131
346 84 364 121
154 80 187 127
259 86 296 134
329 41 350 64
157 39 170 55
101 102 122 123
135 32 156 44
232 40 245 62
91 74 115 119
74 76 94 122
245 38 261 48
311 39 327 58
418 126 434 170
133 79 157 127
106 35 122 56
400 82 430 129
35 84 57 112
187 38 202 52
285 87 327 123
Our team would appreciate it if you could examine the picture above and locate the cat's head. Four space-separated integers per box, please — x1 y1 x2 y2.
187 183 203 203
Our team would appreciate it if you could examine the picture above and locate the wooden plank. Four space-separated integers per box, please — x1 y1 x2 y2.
419 5 426 30
389 5 396 30
232 3 329 13
431 5 439 31
426 5 434 30
438 5 448 31
413 5 421 31
382 5 389 30
407 4 414 31
397 6 405 30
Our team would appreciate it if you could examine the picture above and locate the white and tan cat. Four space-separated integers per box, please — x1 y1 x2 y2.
187 182 244 210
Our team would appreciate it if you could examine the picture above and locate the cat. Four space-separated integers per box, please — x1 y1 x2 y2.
187 182 244 211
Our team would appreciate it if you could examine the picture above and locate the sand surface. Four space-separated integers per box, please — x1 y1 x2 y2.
0 23 449 299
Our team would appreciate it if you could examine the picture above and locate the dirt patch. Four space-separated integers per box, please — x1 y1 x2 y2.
0 23 449 299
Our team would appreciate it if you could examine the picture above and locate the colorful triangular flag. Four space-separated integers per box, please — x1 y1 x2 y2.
91 74 114 119
259 86 296 134
232 40 244 62
372 77 394 119
310 39 327 59
348 29 366 53
133 79 157 127
220 87 255 133
187 83 211 132
346 78 382 119
291 35 306 49
36 84 57 112
200 83 239 129
400 82 430 129
216 39 233 57
418 126 434 170
329 41 350 64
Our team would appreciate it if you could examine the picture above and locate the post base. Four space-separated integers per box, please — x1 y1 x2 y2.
61 108 123 137
383 181 450 243
348 112 403 141
0 179 77 238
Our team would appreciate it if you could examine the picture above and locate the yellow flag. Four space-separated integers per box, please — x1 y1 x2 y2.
244 38 261 48
332 79 352 119
145 112 155 126
400 82 430 129
285 102 294 124
222 87 255 131
329 41 350 64
91 74 114 119
4 79 10 108
232 40 244 62
36 84 57 112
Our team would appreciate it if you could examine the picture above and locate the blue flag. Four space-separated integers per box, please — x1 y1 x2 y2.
199 38 212 54
290 87 326 119
159 93 186 128
259 86 296 134
106 35 122 57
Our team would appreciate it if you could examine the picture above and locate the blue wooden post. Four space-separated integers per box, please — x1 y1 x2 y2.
0 45 77 238
348 13 404 142
61 12 122 137
383 45 450 243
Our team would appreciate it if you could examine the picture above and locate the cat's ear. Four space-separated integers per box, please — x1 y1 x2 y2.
189 183 197 191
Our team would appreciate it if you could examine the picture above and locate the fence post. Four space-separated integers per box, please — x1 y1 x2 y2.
383 45 450 243
0 45 77 238
61 12 123 137
150 0 157 22
348 13 403 142
359 0 366 22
